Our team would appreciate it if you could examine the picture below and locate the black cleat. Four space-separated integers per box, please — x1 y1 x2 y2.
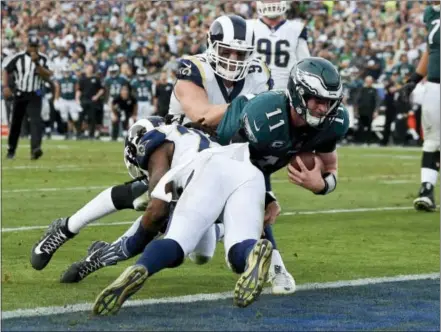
414 182 437 212
31 149 43 160
6 151 14 159
60 240 129 283
31 218 74 270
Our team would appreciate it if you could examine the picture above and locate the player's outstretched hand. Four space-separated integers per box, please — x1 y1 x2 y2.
287 156 325 193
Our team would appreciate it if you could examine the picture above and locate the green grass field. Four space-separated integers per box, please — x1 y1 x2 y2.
1 139 439 311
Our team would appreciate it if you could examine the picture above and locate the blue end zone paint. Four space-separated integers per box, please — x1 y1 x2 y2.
3 279 439 331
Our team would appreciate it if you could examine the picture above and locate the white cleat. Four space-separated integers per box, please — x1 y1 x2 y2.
269 265 296 295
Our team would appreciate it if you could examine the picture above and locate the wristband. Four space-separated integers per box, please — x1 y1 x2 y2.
315 173 337 195
407 72 423 85
265 191 277 207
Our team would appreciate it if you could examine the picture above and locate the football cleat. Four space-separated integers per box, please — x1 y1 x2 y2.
30 217 74 270
92 265 149 316
414 182 437 212
269 265 296 295
414 196 436 212
60 240 129 283
234 239 273 308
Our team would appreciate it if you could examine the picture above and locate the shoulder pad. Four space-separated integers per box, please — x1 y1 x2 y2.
135 129 168 170
176 56 208 89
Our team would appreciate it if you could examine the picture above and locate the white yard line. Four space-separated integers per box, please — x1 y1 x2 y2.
2 186 109 193
272 174 417 184
360 154 419 160
3 174 417 193
2 272 438 320
3 164 121 170
1 206 420 233
381 180 414 184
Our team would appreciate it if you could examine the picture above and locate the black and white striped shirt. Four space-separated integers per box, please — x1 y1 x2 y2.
2 51 50 93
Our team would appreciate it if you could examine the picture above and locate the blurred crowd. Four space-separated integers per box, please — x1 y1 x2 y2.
1 0 432 144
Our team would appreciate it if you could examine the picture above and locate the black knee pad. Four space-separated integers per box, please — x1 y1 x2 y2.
422 151 440 171
111 181 149 210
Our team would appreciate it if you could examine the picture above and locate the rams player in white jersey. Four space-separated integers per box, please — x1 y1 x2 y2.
168 14 272 125
30 14 295 295
247 0 310 90
169 14 295 294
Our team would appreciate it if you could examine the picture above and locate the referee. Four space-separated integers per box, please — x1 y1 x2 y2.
2 36 53 160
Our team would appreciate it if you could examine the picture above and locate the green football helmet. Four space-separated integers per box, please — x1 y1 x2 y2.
287 57 343 128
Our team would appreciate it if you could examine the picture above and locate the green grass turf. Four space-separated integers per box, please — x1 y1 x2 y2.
1 140 439 311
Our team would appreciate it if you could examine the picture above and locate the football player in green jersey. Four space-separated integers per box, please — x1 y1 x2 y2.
402 5 440 212
131 67 154 119
54 66 81 139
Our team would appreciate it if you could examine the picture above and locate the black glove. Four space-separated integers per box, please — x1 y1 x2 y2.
401 72 424 98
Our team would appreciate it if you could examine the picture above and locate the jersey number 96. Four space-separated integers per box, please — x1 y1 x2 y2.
256 39 290 68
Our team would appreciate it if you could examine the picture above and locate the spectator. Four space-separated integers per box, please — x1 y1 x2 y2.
76 63 104 139
111 84 137 140
153 71 173 117
355 76 379 145
381 77 399 146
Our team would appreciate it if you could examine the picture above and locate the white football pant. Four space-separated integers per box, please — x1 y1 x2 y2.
421 82 440 152
163 152 265 262
57 99 80 122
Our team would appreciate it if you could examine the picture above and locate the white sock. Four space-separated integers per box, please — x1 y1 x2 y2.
421 168 439 186
113 216 142 244
67 187 117 234
270 249 286 272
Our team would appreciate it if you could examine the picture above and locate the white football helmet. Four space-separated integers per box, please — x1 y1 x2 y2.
206 15 255 82
108 64 119 77
137 67 148 80
256 1 288 19
124 116 165 179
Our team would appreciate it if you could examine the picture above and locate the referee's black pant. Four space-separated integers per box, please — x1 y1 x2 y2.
8 92 43 155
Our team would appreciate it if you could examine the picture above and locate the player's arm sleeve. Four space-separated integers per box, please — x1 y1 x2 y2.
175 58 204 89
296 26 310 60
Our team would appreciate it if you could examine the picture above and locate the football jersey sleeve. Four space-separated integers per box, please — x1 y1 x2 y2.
176 57 205 89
